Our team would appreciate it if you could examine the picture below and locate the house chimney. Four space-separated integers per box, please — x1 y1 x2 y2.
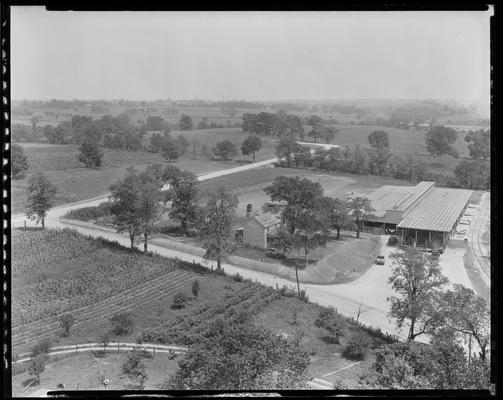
246 204 252 218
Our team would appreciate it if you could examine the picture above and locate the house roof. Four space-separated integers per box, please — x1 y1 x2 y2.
397 188 473 232
253 213 282 228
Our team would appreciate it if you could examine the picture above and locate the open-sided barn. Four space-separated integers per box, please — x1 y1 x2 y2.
362 181 472 250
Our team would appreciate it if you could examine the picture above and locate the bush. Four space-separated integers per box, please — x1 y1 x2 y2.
109 312 135 336
172 292 188 309
98 331 111 351
58 313 75 337
299 290 309 303
233 273 243 282
31 338 52 358
342 332 371 360
28 354 47 383
122 349 148 389
191 280 200 298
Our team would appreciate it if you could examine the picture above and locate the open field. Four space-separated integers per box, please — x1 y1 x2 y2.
199 166 415 217
11 137 264 214
12 352 179 395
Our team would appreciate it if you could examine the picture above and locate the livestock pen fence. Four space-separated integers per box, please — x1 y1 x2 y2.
13 342 188 365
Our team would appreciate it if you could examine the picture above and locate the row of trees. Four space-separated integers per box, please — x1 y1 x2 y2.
242 111 338 143
274 127 489 190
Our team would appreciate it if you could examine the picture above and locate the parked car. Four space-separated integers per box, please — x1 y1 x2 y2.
375 255 385 265
387 236 398 246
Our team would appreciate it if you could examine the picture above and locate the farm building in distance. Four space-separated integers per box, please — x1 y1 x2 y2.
361 181 473 250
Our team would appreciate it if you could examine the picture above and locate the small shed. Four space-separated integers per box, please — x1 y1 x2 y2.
243 213 282 249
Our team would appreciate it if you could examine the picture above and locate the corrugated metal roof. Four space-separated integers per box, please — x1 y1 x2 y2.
254 213 282 228
366 185 416 217
396 181 435 211
397 188 473 232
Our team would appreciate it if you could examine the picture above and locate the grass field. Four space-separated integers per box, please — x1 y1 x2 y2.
199 165 415 217
12 227 389 391
11 135 265 214
12 352 179 395
320 123 470 176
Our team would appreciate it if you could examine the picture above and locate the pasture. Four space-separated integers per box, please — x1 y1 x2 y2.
12 352 179 395
322 123 470 176
198 166 414 217
11 134 266 215
11 227 389 391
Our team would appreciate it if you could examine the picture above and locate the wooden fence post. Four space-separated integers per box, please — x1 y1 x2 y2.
117 341 120 354
75 344 78 355
153 347 155 358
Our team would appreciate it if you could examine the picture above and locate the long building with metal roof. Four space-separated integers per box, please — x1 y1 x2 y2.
362 181 473 250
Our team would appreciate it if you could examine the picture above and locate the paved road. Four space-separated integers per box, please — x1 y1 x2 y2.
468 192 491 287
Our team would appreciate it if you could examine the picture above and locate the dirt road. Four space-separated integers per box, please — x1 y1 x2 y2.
468 192 490 288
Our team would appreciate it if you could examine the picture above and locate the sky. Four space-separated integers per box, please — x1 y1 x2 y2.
11 8 493 102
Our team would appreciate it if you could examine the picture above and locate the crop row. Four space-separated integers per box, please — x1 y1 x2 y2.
140 283 281 345
12 269 194 354
12 229 178 326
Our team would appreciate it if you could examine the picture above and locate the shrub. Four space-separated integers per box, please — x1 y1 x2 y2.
122 349 148 389
191 280 200 298
233 273 243 282
172 292 188 309
31 338 52 358
315 307 344 344
109 312 135 336
98 331 111 352
342 332 371 361
28 354 47 383
58 313 75 337
299 290 309 303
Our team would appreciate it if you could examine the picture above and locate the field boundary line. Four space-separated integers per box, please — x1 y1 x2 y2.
14 342 188 364
322 362 361 377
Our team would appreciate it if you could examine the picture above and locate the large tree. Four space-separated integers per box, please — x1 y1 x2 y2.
179 114 193 130
464 129 490 160
241 135 262 162
264 176 324 234
161 138 180 163
12 144 29 179
25 172 57 228
78 141 103 169
322 126 338 144
110 168 143 249
136 167 165 252
275 137 298 167
165 322 310 390
387 248 448 341
438 284 490 362
200 188 238 269
293 210 329 296
317 197 350 240
213 140 238 161
454 159 490 190
307 115 323 143
368 130 390 150
425 125 459 158
43 125 65 144
346 197 375 238
165 170 201 234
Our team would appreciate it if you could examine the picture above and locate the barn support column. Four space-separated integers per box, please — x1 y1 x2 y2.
414 230 418 247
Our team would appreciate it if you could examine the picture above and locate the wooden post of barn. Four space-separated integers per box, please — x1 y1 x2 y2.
24 220 26 230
